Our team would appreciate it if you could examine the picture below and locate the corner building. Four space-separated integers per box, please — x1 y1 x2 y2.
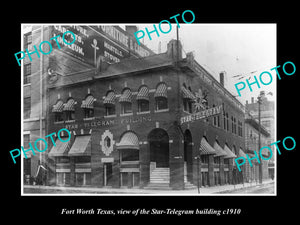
46 40 245 190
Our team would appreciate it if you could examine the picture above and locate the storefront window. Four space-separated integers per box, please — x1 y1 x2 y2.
121 149 139 162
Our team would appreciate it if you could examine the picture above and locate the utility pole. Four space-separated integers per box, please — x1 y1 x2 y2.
257 92 263 184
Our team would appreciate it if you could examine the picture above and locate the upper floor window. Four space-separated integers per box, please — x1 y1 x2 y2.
119 88 133 115
81 95 95 119
52 100 64 122
63 98 76 121
136 86 150 113
104 90 116 116
24 32 32 50
154 83 168 111
24 63 31 84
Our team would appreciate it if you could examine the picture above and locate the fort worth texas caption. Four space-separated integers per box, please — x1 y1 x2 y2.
61 208 240 216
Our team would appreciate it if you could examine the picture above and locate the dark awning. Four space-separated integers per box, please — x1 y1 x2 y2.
68 135 91 156
48 137 70 157
181 86 195 100
199 138 216 155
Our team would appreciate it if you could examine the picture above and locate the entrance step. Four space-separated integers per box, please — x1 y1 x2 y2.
146 167 171 189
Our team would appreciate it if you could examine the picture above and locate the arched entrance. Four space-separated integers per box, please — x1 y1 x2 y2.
184 130 193 183
148 128 169 168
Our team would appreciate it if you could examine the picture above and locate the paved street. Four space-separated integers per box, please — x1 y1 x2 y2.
23 180 275 195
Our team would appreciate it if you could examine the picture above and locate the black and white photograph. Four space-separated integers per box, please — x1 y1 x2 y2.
20 23 276 195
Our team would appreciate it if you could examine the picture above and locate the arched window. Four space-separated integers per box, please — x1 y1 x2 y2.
119 88 133 115
63 98 76 121
52 99 64 122
81 94 95 119
154 83 168 111
103 90 116 116
136 85 150 113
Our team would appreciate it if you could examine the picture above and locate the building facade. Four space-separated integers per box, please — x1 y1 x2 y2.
22 25 154 183
45 39 245 190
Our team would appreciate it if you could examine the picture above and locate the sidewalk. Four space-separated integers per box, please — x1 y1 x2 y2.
23 179 275 195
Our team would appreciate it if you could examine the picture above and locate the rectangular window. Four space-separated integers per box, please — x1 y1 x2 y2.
200 155 209 164
24 97 31 119
65 111 75 121
84 108 94 118
138 100 149 112
121 102 132 114
55 112 63 122
156 97 168 111
24 32 32 50
24 63 31 84
121 149 139 162
105 104 116 116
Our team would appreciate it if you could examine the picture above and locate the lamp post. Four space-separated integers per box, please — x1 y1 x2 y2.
195 155 200 194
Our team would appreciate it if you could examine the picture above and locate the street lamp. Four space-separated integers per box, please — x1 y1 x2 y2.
195 155 201 194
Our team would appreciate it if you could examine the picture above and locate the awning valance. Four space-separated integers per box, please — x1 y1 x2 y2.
181 86 195 100
223 145 237 159
213 142 228 157
119 89 133 103
136 86 149 101
81 95 95 109
116 132 139 150
199 138 216 155
238 148 247 158
103 91 116 104
48 137 70 157
52 100 64 113
68 135 91 156
154 83 167 98
63 99 76 111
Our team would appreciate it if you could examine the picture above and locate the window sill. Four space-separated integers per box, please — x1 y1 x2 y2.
154 109 169 113
65 120 75 123
54 121 64 124
83 117 95 121
137 111 150 115
104 114 116 118
120 113 133 117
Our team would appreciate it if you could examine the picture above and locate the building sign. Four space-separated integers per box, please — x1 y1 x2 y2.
63 116 152 130
180 105 222 124
51 25 153 66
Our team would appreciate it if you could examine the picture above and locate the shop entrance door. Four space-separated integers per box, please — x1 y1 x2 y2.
103 163 113 186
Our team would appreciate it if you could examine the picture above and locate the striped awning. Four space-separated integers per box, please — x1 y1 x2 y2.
213 142 228 157
223 145 237 159
68 135 91 156
116 132 139 150
154 83 167 98
238 148 247 158
103 91 116 104
48 137 70 157
136 86 149 101
199 138 216 155
181 86 196 100
81 95 95 109
119 89 133 103
52 100 64 113
63 98 76 111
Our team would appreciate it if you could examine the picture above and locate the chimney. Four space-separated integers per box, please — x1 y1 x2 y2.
246 100 248 105
219 72 225 87
167 39 182 61
125 26 138 36
251 97 254 103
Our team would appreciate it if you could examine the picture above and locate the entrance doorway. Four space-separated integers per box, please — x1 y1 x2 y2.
103 163 113 186
148 128 169 168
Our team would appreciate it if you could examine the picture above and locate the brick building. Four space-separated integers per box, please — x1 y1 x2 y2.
45 39 245 190
22 25 154 183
